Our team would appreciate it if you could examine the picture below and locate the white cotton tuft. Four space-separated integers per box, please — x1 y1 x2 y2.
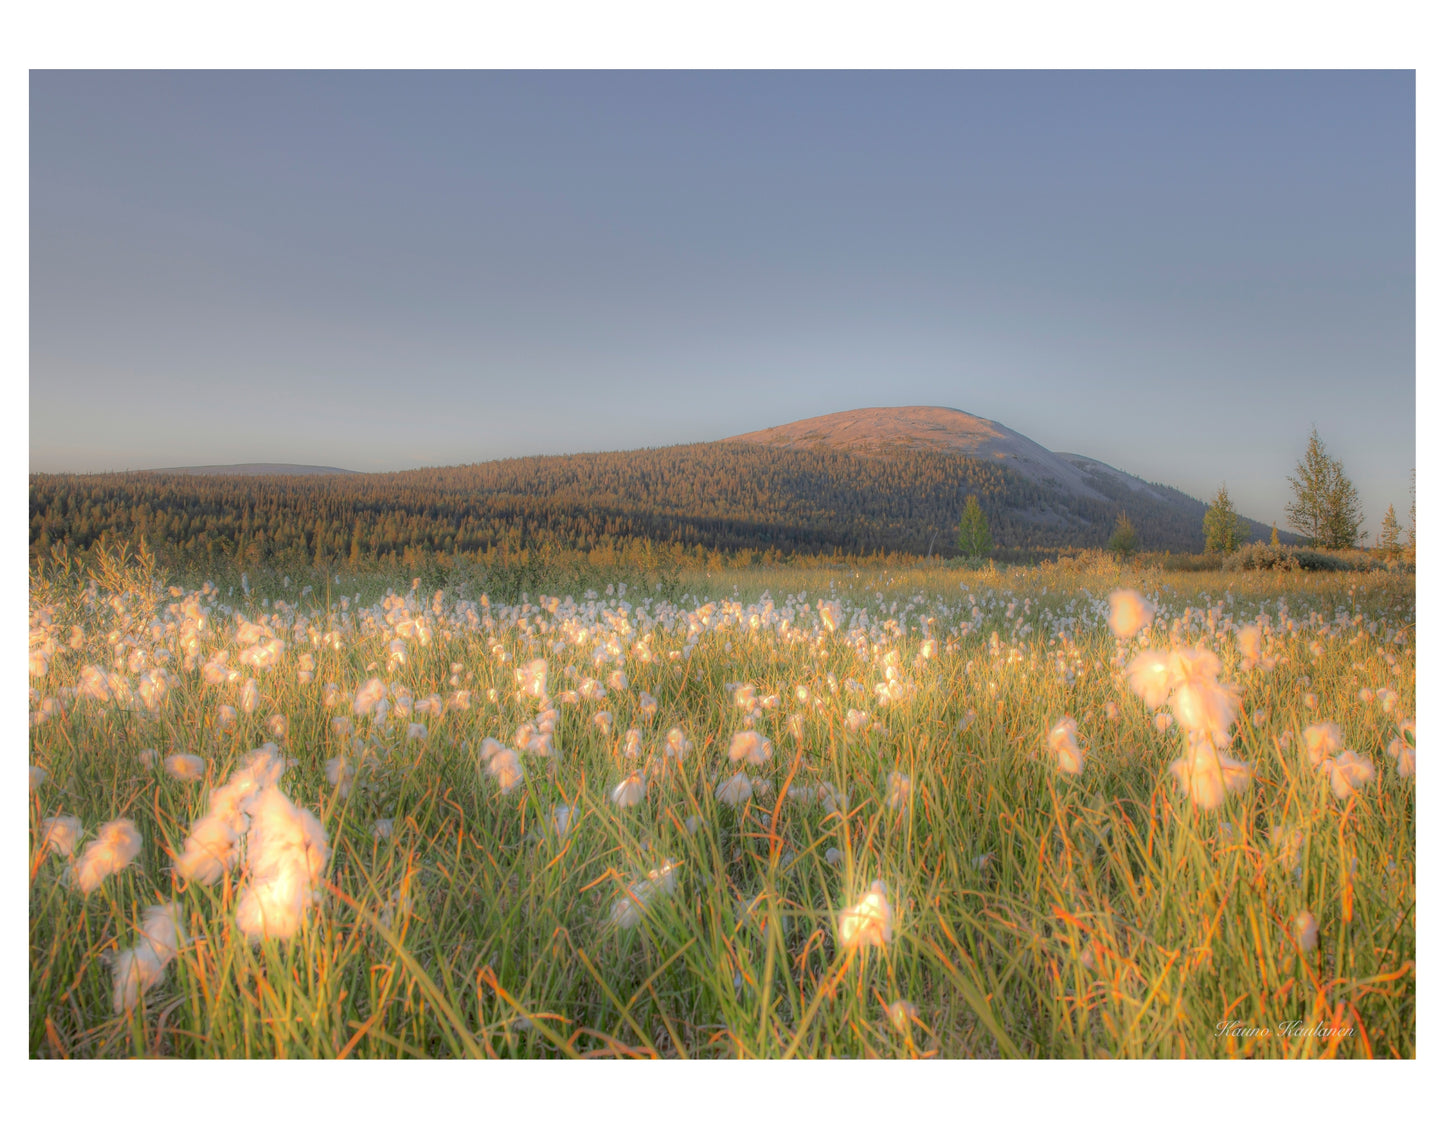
353 678 388 716
234 787 328 943
1125 650 1174 710
1321 749 1375 800
40 814 82 858
72 819 142 894
137 901 186 965
1236 625 1264 668
817 781 847 815
1302 722 1343 767
1048 716 1084 776
608 860 679 929
1168 677 1239 751
326 756 355 797
175 749 288 885
611 772 646 809
1107 590 1154 640
1168 740 1251 810
1292 909 1319 953
663 727 692 759
164 754 207 782
486 747 525 794
623 727 643 759
477 736 505 765
112 945 165 1014
175 812 240 884
516 659 548 700
1387 722 1415 778
838 880 893 950
715 771 753 807
727 729 773 765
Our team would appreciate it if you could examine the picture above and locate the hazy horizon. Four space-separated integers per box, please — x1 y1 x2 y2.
30 71 1415 534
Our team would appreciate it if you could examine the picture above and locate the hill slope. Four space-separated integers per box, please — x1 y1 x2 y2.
730 407 1278 544
30 407 1279 566
730 405 1112 500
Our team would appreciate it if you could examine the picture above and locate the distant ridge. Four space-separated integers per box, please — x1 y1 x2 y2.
140 463 358 477
31 405 1289 560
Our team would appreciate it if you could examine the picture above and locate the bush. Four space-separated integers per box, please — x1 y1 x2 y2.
1223 542 1392 573
1044 548 1118 574
1223 542 1302 572
1147 551 1222 573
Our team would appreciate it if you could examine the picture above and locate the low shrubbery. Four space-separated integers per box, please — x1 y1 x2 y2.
1221 542 1405 573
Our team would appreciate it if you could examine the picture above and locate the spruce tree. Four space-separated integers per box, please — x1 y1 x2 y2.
956 495 993 558
1379 504 1402 558
1410 469 1416 549
1286 429 1364 549
1203 483 1248 553
1107 512 1138 559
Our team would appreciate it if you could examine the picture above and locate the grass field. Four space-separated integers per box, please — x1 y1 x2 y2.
28 551 1415 1058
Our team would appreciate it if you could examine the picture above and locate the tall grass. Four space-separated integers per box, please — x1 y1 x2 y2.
28 549 1414 1058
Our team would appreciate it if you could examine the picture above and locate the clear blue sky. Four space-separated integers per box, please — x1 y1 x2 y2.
29 70 1415 533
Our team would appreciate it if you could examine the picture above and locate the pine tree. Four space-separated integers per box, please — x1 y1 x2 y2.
1107 512 1137 559
1379 504 1402 558
1203 483 1249 553
956 495 993 558
1410 469 1416 549
1286 429 1364 549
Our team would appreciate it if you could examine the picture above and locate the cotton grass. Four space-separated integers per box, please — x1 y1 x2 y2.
72 818 142 895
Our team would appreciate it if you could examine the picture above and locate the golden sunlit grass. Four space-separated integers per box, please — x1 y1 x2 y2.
28 548 1414 1058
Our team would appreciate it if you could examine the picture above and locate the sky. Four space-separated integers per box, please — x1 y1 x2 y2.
29 70 1415 533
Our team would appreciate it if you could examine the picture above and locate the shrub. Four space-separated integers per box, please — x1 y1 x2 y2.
1223 542 1391 573
1045 547 1118 573
1223 542 1302 572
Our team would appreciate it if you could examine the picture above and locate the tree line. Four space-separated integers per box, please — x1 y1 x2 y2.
29 440 1227 570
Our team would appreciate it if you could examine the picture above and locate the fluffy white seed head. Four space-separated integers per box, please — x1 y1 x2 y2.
234 787 328 943
40 815 82 858
1168 741 1251 810
1107 590 1154 640
611 772 646 809
164 754 207 782
727 729 773 765
72 818 142 894
1048 716 1084 775
838 880 893 950
715 771 754 807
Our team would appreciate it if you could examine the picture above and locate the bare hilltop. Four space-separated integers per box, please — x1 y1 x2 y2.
729 405 1174 506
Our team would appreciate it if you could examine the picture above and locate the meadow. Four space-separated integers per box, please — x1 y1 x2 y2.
28 550 1415 1058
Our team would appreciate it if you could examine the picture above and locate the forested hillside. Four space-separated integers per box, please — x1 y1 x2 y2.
30 440 1222 570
